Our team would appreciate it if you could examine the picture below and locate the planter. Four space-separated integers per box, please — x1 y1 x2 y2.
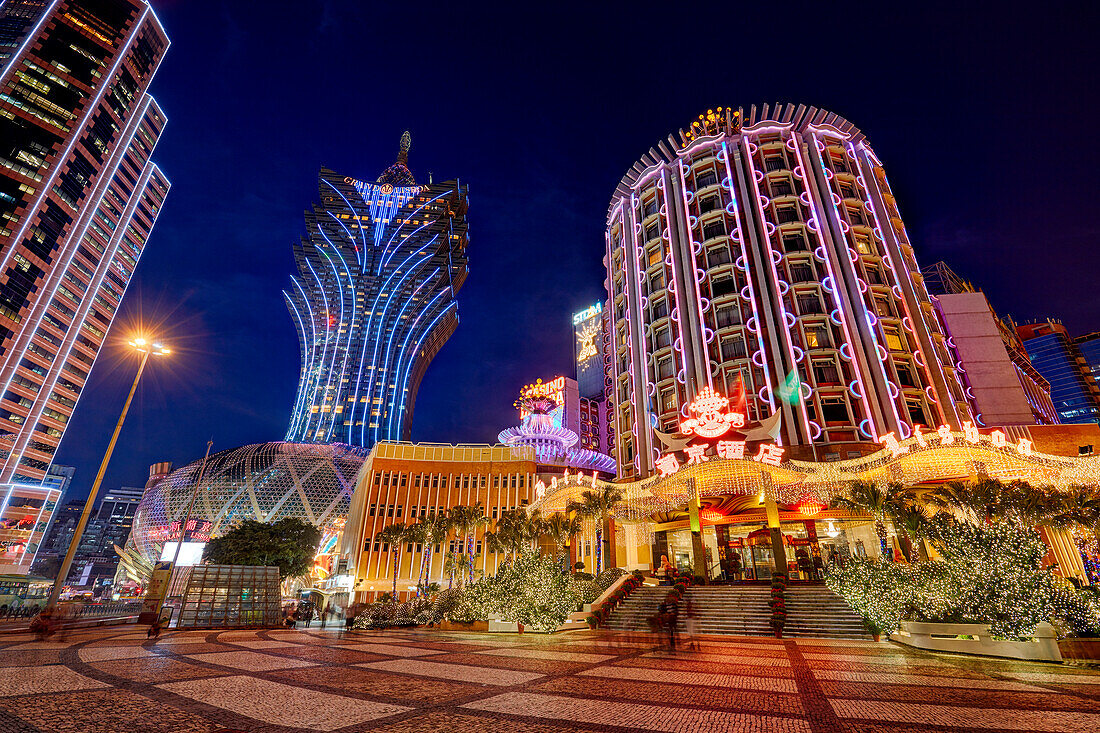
437 620 489 633
892 621 1061 663
1058 637 1100 662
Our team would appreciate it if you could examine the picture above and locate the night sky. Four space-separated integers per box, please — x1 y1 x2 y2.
55 1 1100 499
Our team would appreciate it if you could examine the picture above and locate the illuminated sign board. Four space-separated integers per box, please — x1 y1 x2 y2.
572 302 602 325
878 421 1033 457
576 320 599 363
518 376 567 422
655 387 784 477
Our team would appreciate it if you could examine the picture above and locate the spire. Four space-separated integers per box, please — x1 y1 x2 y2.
397 131 411 164
376 130 416 186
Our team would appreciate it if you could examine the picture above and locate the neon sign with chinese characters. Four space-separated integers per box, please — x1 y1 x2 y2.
878 421 1033 458
572 302 602 325
680 386 745 438
654 387 784 478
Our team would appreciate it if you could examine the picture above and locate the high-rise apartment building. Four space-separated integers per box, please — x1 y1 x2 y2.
285 133 469 449
605 104 972 479
1018 320 1100 424
0 0 170 485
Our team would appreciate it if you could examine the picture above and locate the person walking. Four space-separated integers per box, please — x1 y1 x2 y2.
683 598 699 651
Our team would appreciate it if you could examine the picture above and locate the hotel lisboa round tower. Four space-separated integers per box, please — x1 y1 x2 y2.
605 104 973 480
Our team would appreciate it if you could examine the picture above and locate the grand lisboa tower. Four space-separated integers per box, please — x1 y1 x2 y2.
606 104 974 481
122 134 468 578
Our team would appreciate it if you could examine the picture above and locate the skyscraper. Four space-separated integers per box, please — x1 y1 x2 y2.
605 104 972 479
0 0 170 485
1017 320 1100 424
285 133 469 448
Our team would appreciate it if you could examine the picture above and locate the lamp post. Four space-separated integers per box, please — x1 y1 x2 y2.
45 337 170 610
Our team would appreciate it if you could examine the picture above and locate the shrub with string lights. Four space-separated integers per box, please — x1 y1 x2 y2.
458 550 580 631
828 515 1100 640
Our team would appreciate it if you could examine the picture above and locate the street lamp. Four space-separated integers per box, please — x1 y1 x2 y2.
45 336 170 609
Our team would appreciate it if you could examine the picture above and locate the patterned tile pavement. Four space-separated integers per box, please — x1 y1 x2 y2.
0 625 1094 732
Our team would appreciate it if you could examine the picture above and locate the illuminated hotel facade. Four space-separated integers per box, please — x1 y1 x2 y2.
605 104 973 480
339 442 538 601
0 1 168 511
285 133 469 448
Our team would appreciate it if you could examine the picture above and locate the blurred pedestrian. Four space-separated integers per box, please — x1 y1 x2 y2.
683 598 699 651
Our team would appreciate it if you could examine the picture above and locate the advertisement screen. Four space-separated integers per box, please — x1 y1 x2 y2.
159 541 206 566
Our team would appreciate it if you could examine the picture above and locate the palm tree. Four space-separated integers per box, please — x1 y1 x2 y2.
568 485 625 574
541 512 583 572
375 523 408 602
447 504 488 589
1057 485 1100 539
893 504 931 561
830 481 899 560
417 511 449 594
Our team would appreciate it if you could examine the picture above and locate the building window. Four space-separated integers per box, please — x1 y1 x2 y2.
702 220 725 241
647 246 662 266
820 396 849 423
651 298 668 319
715 304 740 328
883 327 904 352
720 336 746 361
796 292 823 315
764 154 787 172
895 361 916 387
805 324 831 349
710 275 736 298
656 356 674 381
776 205 799 224
698 195 719 213
789 262 813 283
660 388 676 413
906 398 927 426
653 326 671 349
696 170 718 188
853 233 872 254
812 359 840 385
706 245 731 267
782 232 808 252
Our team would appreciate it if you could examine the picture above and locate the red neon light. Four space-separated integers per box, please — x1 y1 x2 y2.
680 386 745 439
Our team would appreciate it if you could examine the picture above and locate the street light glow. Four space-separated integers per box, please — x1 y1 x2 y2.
129 336 171 356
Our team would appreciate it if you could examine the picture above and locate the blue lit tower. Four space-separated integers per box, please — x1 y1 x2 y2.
285 133 469 447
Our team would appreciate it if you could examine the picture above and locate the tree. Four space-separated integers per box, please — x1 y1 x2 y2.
830 481 911 559
202 518 321 579
375 523 408 602
446 505 488 589
569 486 625 574
541 512 583 572
408 511 448 596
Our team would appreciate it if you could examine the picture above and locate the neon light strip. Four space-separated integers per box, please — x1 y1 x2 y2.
372 267 440 443
789 136 876 438
299 257 331 441
741 137 810 444
322 180 368 270
356 243 438 446
719 142 775 416
315 239 356 442
386 288 452 438
284 291 312 438
285 277 317 438
378 191 449 270
673 159 712 390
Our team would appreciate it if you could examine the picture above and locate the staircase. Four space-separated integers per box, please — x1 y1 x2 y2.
604 584 869 639
681 585 773 635
782 586 870 639
603 586 672 631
